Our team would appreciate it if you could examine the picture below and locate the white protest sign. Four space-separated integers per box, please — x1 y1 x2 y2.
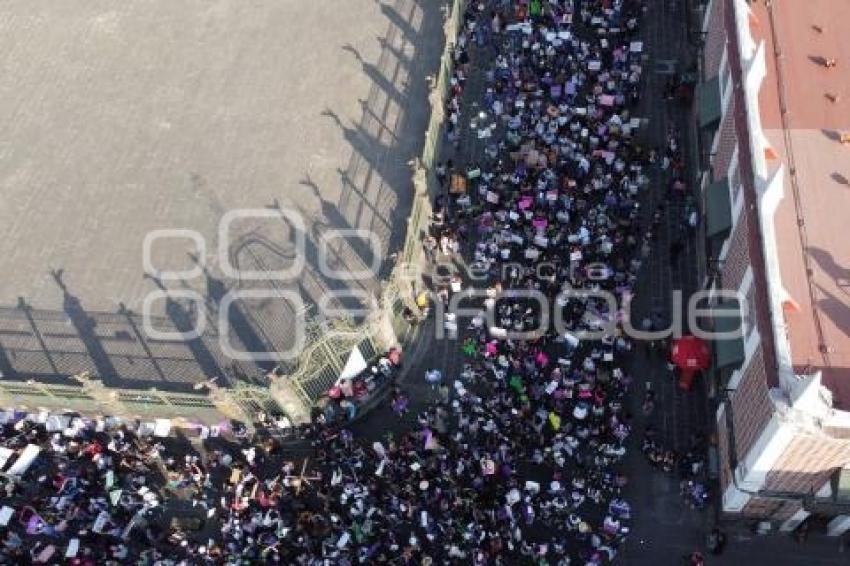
0 447 13 470
92 511 110 533
7 444 40 476
153 419 171 438
65 539 80 559
490 327 508 339
0 506 13 527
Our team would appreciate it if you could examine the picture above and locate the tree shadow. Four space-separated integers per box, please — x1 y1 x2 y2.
187 253 280 375
808 246 850 291
812 283 850 410
117 301 167 382
0 339 15 379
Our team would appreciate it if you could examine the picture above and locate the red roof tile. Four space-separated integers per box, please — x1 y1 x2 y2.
752 0 850 404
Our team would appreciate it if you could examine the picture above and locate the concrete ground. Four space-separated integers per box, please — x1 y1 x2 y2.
0 0 447 389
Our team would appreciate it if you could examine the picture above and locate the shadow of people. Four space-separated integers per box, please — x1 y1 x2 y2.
831 172 849 186
822 129 842 142
51 268 118 382
808 246 850 291
808 54 829 67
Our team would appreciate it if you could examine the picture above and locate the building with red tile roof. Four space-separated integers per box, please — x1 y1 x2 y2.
699 0 850 534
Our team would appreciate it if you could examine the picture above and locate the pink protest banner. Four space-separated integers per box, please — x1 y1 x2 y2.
518 196 533 210
598 94 615 107
536 351 549 367
532 217 548 230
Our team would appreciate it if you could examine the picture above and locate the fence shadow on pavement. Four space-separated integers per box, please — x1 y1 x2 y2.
0 0 448 397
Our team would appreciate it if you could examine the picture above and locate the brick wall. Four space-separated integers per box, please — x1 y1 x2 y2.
703 0 727 77
712 97 737 179
729 345 773 462
741 497 800 521
720 209 749 284
724 0 779 388
764 434 850 494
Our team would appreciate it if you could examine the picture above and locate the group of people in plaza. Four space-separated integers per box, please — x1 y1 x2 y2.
0 0 729 564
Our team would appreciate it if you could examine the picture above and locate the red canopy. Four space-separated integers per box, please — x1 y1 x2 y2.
671 335 710 371
671 335 710 391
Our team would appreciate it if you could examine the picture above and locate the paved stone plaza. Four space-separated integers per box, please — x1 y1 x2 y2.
0 0 445 387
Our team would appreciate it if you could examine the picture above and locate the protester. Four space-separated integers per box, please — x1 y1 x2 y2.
0 1 658 563
707 526 727 555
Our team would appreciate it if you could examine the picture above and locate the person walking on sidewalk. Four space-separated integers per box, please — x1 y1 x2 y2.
707 526 727 555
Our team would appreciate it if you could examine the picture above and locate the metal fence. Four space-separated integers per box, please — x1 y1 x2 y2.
285 317 378 407
421 0 466 171
0 379 217 421
400 0 466 294
283 0 468 414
